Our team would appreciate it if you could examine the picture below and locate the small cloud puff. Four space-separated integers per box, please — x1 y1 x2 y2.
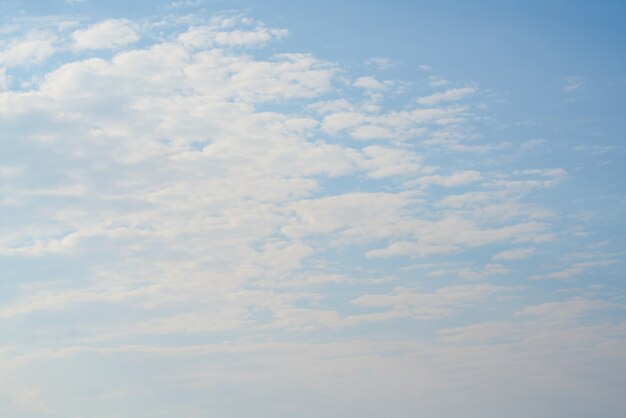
72 19 139 51
353 76 388 90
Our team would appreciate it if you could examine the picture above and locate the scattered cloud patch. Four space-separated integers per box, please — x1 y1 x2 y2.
178 22 287 47
429 76 449 87
351 284 512 321
409 170 482 188
365 56 395 70
417 86 477 105
492 247 536 261
532 259 617 280
353 76 388 90
165 0 203 9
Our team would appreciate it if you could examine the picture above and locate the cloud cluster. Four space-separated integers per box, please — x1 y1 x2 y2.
0 11 596 340
1 11 624 418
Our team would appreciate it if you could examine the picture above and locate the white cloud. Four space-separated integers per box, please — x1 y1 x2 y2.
353 76 387 90
429 76 448 87
488 168 567 190
165 0 202 9
357 145 425 178
514 168 566 178
457 263 510 280
492 247 536 261
351 284 512 321
178 25 287 47
308 99 354 114
184 51 336 102
410 170 482 188
71 19 139 50
283 192 410 242
365 57 395 70
417 86 477 105
321 106 465 141
532 259 617 280
350 124 396 140
0 33 56 67
0 67 7 90
365 219 548 259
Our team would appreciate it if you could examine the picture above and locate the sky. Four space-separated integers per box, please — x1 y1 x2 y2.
1 1 625 417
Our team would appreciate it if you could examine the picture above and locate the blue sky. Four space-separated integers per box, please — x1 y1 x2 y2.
1 1 625 417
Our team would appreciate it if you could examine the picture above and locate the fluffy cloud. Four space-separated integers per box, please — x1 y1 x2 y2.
71 19 139 50
353 76 388 90
0 33 56 66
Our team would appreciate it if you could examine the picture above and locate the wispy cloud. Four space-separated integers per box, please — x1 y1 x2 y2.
365 56 396 70
492 247 536 261
417 86 477 105
563 76 585 93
